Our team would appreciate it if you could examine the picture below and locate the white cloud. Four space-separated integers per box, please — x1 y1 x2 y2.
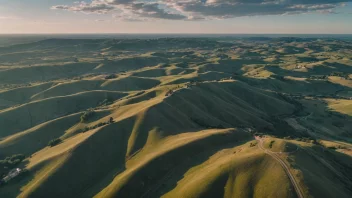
51 0 351 20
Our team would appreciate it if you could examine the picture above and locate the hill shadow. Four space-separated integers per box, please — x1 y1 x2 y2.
266 62 352 78
152 139 250 198
114 131 252 198
236 75 351 95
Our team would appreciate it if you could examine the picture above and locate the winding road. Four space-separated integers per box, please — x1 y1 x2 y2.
255 136 304 198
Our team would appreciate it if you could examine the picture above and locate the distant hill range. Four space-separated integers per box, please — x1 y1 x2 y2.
0 37 352 198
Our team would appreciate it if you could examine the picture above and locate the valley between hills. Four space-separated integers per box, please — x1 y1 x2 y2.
0 37 352 198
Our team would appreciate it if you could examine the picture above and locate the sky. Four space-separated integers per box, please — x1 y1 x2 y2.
0 0 352 34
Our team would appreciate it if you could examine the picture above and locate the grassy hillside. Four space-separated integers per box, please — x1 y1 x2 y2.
0 91 126 138
1 37 352 198
163 148 295 198
0 83 54 110
0 113 81 157
0 63 98 84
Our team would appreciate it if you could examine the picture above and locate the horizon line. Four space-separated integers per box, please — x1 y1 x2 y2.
1 33 352 35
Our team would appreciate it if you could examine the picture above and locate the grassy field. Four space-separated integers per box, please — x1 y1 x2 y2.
0 37 352 197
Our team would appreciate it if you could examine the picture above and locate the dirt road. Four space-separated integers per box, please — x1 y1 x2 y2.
255 136 304 198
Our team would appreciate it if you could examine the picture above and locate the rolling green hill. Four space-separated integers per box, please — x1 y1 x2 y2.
0 37 352 198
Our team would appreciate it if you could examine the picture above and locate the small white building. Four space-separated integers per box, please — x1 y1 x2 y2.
3 168 21 183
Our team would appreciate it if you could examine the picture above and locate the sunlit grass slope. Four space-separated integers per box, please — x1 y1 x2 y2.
0 91 126 138
1 37 352 198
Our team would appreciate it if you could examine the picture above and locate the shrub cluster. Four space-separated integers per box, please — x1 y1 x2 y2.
297 137 317 144
80 110 95 123
0 154 25 178
284 136 318 144
269 140 275 148
253 132 265 137
105 74 117 79
310 75 328 80
48 138 62 147
82 117 114 133
330 72 349 78
327 145 346 150
249 142 257 147
165 90 174 97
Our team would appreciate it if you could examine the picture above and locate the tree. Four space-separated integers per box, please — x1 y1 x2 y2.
80 110 95 123
105 74 117 79
48 138 62 147
269 140 275 148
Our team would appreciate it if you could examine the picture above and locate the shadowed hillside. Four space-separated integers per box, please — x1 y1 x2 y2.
0 37 352 198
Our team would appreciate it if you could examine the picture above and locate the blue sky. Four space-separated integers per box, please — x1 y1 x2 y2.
0 0 352 34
